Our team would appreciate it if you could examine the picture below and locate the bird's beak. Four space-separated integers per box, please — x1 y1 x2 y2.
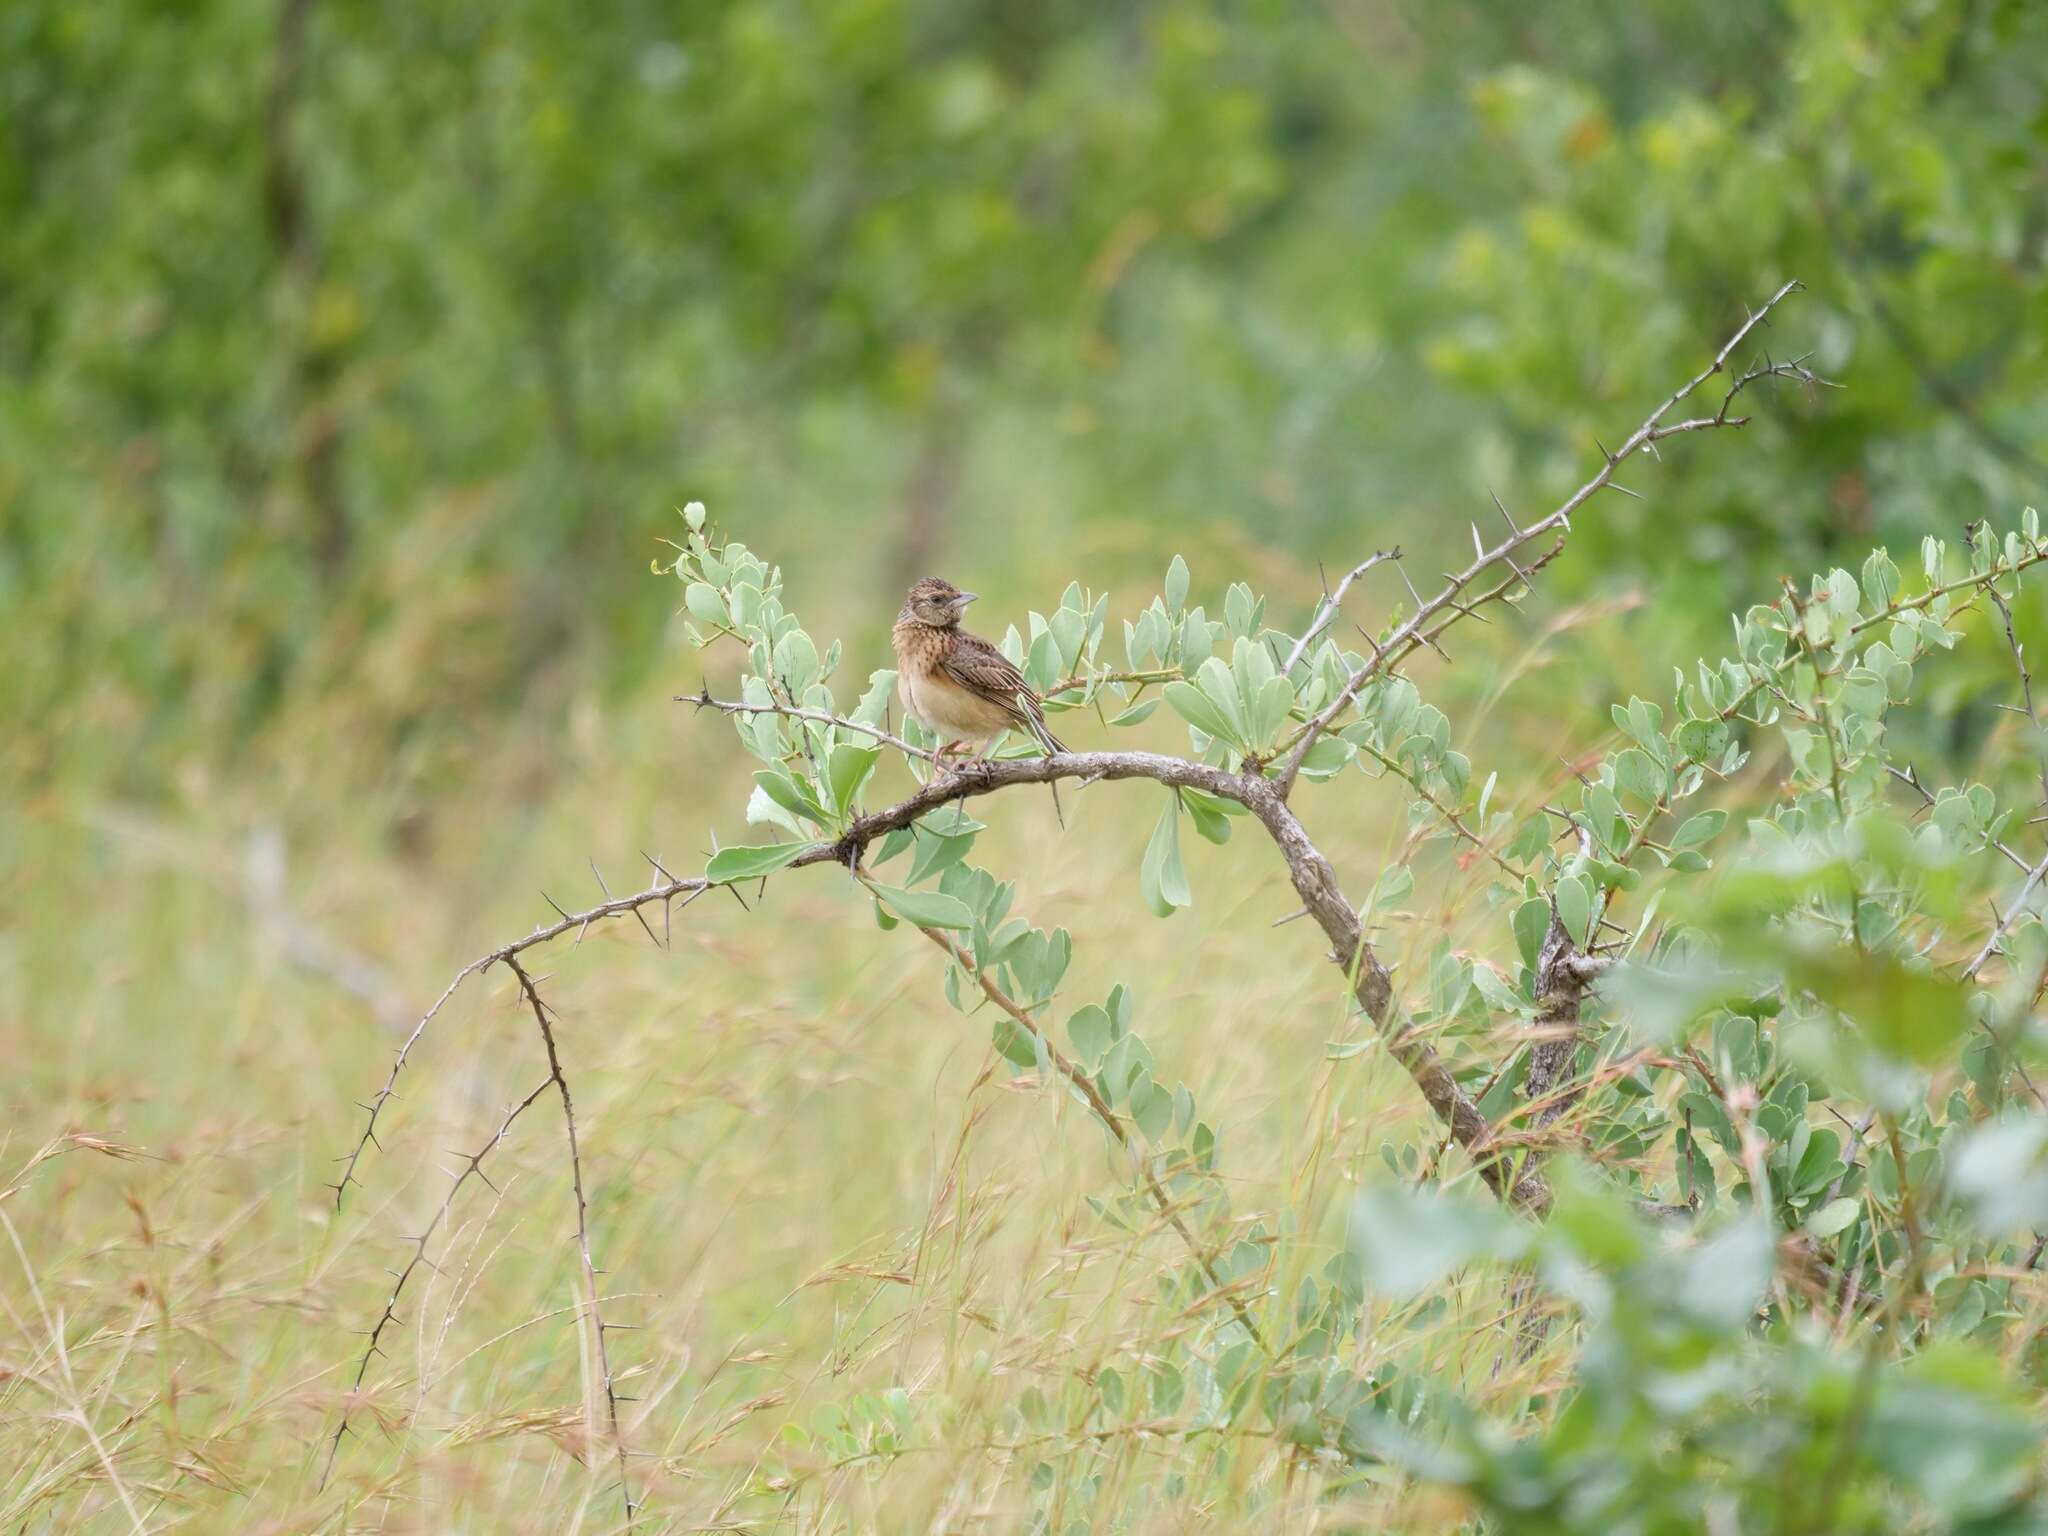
950 591 978 610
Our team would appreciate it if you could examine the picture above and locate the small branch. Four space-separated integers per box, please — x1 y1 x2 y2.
1980 547 2048 816
787 750 1542 1209
1045 666 1182 700
1234 783 1550 1210
1887 763 2031 873
1273 282 1812 798
332 874 708 1210
506 956 635 1524
1353 738 1518 878
681 688 935 761
914 927 1268 1349
1279 549 1403 676
797 751 1255 874
320 1076 554 1491
1963 847 2048 982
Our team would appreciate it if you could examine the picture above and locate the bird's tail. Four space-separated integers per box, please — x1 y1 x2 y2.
1030 714 1066 827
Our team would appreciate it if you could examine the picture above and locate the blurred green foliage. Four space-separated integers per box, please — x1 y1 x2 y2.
6 0 2047 798
8 5 2048 1527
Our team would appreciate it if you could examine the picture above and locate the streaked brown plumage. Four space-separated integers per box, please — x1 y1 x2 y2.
891 577 1066 759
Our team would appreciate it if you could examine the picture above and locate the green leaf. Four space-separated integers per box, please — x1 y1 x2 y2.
1670 809 1728 850
1182 790 1234 845
1348 1186 1523 1298
1048 607 1086 672
1024 628 1060 692
1109 697 1161 727
1860 548 1900 610
826 743 880 815
868 882 975 930
1298 735 1354 777
707 842 810 882
1806 1196 1861 1239
1555 876 1592 947
1067 1005 1113 1068
1162 680 1235 743
683 582 725 624
1131 1078 1173 1140
1505 815 1549 863
1512 898 1551 970
1791 948 1971 1065
773 629 820 694
1140 797 1191 917
992 1018 1040 1069
1949 1118 2048 1236
1224 583 1252 636
1097 1365 1126 1416
1194 657 1249 745
1097 1032 1154 1105
1253 675 1294 748
1674 1214 1774 1329
1612 747 1666 806
852 669 897 727
1165 555 1190 613
753 769 829 826
745 783 805 838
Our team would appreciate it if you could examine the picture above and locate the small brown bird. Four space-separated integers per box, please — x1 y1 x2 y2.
891 577 1066 762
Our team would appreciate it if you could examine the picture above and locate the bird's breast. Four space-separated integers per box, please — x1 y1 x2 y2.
892 624 1010 744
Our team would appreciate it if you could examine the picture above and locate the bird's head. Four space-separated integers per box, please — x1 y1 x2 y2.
900 576 977 628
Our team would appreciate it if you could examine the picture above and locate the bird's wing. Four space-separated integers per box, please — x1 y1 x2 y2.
941 635 1065 751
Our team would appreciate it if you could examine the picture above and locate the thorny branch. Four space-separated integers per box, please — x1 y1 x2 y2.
321 1076 553 1490
506 956 636 1522
1272 279 1820 797
1280 549 1404 676
331 872 709 1212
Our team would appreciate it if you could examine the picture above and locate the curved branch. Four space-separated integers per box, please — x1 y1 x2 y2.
798 751 1549 1210
333 874 709 1210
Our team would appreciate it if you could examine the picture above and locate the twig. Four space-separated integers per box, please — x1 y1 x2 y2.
1279 549 1402 676
914 927 1268 1349
1273 281 1814 797
1964 847 2048 982
1982 552 2048 817
1887 764 2031 873
505 956 635 1523
681 688 935 761
332 873 708 1211
320 1077 554 1491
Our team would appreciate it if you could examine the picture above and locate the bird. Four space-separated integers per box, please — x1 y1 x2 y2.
891 577 1066 764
